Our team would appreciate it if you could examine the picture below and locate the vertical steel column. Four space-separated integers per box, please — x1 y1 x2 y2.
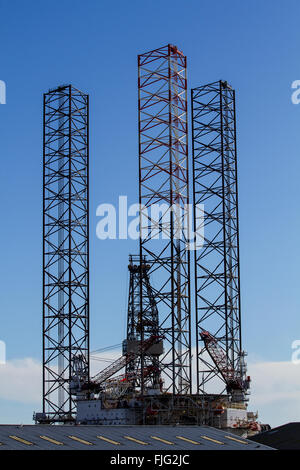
43 85 89 422
138 45 191 395
191 80 243 396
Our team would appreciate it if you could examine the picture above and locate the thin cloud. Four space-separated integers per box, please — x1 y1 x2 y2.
0 356 299 428
0 358 41 404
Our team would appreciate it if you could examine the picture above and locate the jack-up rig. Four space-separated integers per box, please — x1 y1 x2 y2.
35 46 269 436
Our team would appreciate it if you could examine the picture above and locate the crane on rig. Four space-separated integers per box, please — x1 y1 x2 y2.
200 330 250 401
70 333 163 396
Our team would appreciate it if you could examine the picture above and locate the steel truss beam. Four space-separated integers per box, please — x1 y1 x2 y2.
43 84 89 421
191 80 244 396
138 45 191 395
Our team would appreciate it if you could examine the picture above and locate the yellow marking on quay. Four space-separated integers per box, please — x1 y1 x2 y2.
151 436 174 445
40 435 63 446
225 435 248 445
124 436 148 445
68 435 93 446
176 436 200 445
201 435 224 445
9 435 33 446
97 435 120 445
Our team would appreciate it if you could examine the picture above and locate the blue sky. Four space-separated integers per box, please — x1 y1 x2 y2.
0 0 300 425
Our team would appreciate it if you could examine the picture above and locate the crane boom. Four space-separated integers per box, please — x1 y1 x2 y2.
92 354 133 385
200 330 249 394
200 330 235 383
91 335 161 386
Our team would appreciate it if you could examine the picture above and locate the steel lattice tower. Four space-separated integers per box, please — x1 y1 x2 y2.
43 85 89 422
191 80 244 396
138 45 191 395
125 255 161 392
